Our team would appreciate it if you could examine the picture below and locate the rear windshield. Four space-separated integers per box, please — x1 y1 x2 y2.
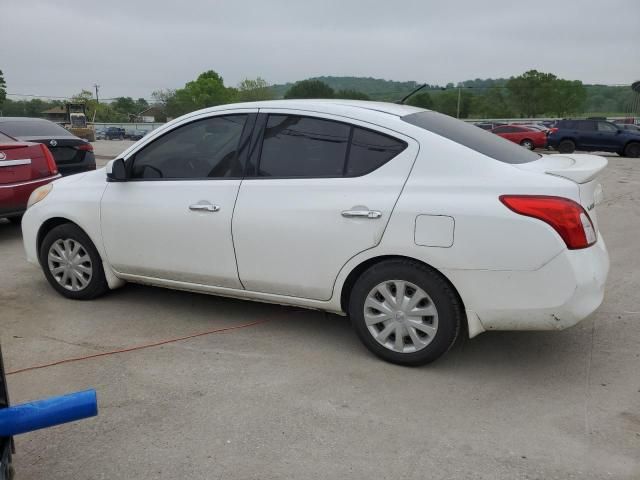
0 132 15 143
0 119 73 137
402 111 540 164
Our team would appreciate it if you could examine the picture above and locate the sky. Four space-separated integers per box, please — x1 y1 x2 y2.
2 0 639 101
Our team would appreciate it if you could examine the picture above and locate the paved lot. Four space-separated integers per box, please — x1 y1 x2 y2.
1 155 639 479
92 139 135 163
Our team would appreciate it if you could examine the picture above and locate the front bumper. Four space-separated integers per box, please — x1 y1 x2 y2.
446 238 609 334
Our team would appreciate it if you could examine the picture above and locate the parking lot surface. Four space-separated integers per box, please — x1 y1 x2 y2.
1 155 639 479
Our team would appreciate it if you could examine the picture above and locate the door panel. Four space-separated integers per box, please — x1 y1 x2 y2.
100 112 255 288
101 181 242 287
232 113 418 300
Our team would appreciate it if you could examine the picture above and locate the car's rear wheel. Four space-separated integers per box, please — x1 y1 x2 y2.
520 139 534 150
557 139 576 154
348 259 462 366
624 142 640 158
39 223 109 300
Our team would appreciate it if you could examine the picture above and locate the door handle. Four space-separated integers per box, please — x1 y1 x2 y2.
341 208 382 219
189 203 220 212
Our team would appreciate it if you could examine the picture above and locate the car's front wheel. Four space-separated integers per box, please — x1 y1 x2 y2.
624 142 640 158
39 223 109 300
348 259 462 366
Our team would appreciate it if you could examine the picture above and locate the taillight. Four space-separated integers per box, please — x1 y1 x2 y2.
500 195 597 249
39 144 58 175
76 143 94 152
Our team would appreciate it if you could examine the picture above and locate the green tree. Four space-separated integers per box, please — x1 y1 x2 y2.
111 97 138 115
237 77 274 102
168 70 236 116
506 70 557 117
548 79 587 117
406 92 433 109
333 89 370 100
0 70 6 106
284 80 334 99
432 89 472 118
135 98 149 112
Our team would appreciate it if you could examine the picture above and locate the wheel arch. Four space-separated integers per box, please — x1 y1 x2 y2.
36 217 80 256
339 254 467 332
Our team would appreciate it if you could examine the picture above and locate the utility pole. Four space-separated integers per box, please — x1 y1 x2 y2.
93 84 100 104
456 87 461 119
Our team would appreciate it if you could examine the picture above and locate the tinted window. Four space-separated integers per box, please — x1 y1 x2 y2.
131 115 247 179
597 122 618 133
258 115 350 177
492 126 509 133
0 119 73 137
402 111 540 164
346 128 407 176
578 121 596 132
559 120 577 129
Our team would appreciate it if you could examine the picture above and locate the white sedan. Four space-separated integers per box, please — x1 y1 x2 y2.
21 100 609 365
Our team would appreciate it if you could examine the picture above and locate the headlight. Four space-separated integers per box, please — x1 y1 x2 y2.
27 183 53 209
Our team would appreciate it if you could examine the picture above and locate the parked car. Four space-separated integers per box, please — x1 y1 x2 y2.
105 127 126 140
127 130 147 141
0 118 96 176
474 122 505 130
491 125 547 150
0 131 60 223
95 128 107 140
548 119 640 157
21 100 609 365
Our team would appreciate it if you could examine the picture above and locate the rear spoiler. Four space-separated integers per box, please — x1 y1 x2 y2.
516 154 608 184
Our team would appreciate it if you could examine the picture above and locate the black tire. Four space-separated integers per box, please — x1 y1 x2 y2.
557 139 576 154
520 139 534 150
348 259 463 366
623 142 640 158
7 215 22 225
39 223 109 300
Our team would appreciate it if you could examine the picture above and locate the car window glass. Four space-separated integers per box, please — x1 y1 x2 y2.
492 126 508 133
0 119 73 137
597 122 618 133
258 115 350 177
131 115 247 179
578 121 596 131
402 111 540 164
346 128 407 176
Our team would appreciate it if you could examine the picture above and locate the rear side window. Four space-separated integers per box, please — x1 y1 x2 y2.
597 122 618 133
0 119 73 137
346 128 407 177
258 115 350 177
402 111 539 164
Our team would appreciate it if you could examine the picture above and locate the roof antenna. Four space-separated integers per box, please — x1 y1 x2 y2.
396 83 427 104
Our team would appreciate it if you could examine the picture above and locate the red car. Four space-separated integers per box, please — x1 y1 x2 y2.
491 125 547 150
0 132 60 224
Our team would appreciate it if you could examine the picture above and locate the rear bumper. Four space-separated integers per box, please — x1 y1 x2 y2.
58 152 96 176
0 175 60 218
446 238 609 334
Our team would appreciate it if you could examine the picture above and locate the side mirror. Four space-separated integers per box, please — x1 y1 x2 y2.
106 158 127 182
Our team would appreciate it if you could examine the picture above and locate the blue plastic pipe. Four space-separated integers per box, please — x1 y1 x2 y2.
0 390 97 436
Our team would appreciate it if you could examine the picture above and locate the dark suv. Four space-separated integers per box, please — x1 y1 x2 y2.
105 127 126 140
548 119 640 157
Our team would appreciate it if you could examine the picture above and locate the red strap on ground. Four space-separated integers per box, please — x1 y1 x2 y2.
6 319 271 376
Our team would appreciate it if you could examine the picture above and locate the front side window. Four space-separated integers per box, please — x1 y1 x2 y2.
258 115 350 177
597 122 618 133
578 121 596 132
131 115 247 179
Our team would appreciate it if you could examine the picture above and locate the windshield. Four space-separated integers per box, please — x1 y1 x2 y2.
402 111 540 164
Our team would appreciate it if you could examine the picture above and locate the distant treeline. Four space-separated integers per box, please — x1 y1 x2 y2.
1 70 637 122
